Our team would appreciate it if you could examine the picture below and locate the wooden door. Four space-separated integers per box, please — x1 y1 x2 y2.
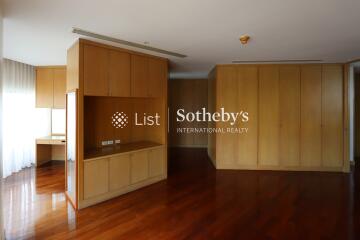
84 158 109 199
300 65 322 167
109 50 131 97
149 147 164 177
36 68 53 108
279 66 300 166
130 151 149 184
322 65 343 167
216 66 237 167
258 66 280 166
131 55 148 97
236 66 258 167
109 154 130 191
148 58 167 98
53 68 66 108
83 44 109 96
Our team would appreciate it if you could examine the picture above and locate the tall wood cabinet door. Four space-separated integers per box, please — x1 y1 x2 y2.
36 68 53 108
83 44 109 96
216 66 237 167
236 66 258 167
109 154 130 191
109 50 131 97
148 58 167 98
130 151 149 184
279 66 300 166
149 147 165 177
131 55 148 97
322 65 343 167
53 68 66 108
300 65 322 167
84 158 109 199
258 66 280 166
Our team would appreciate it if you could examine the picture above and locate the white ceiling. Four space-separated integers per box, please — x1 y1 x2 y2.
3 0 360 77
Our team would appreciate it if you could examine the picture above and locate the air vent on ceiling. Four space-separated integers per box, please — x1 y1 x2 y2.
72 27 187 58
232 59 322 63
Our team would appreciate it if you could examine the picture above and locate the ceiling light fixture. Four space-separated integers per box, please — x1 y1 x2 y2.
239 35 250 44
72 27 187 58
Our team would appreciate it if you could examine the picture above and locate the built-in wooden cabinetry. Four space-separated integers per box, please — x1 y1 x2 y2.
66 39 168 209
208 64 347 172
83 146 165 208
36 66 66 108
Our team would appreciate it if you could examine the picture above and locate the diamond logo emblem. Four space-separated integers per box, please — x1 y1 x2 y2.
111 112 128 129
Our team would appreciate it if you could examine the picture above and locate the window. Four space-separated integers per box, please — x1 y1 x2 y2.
52 109 66 135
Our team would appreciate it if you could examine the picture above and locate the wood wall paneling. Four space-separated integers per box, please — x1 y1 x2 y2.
322 65 343 167
279 66 300 167
83 44 109 96
300 65 322 167
258 66 280 166
168 79 208 147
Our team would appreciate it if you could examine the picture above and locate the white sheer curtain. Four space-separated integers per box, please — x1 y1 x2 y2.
2 59 50 178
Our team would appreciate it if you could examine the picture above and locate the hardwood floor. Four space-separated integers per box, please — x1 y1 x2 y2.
3 149 360 240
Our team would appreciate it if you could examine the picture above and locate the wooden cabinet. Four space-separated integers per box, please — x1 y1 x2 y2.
84 158 109 199
216 66 237 166
300 65 322 167
131 55 149 97
211 64 345 172
53 68 66 108
322 65 343 167
148 58 166 98
109 154 130 191
149 148 165 177
82 146 166 207
83 44 167 98
130 150 149 184
258 66 280 166
36 67 66 108
36 68 53 108
279 66 300 166
83 44 109 96
236 66 258 167
109 50 131 97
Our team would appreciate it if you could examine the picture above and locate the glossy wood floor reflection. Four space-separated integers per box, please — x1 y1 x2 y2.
3 149 360 240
